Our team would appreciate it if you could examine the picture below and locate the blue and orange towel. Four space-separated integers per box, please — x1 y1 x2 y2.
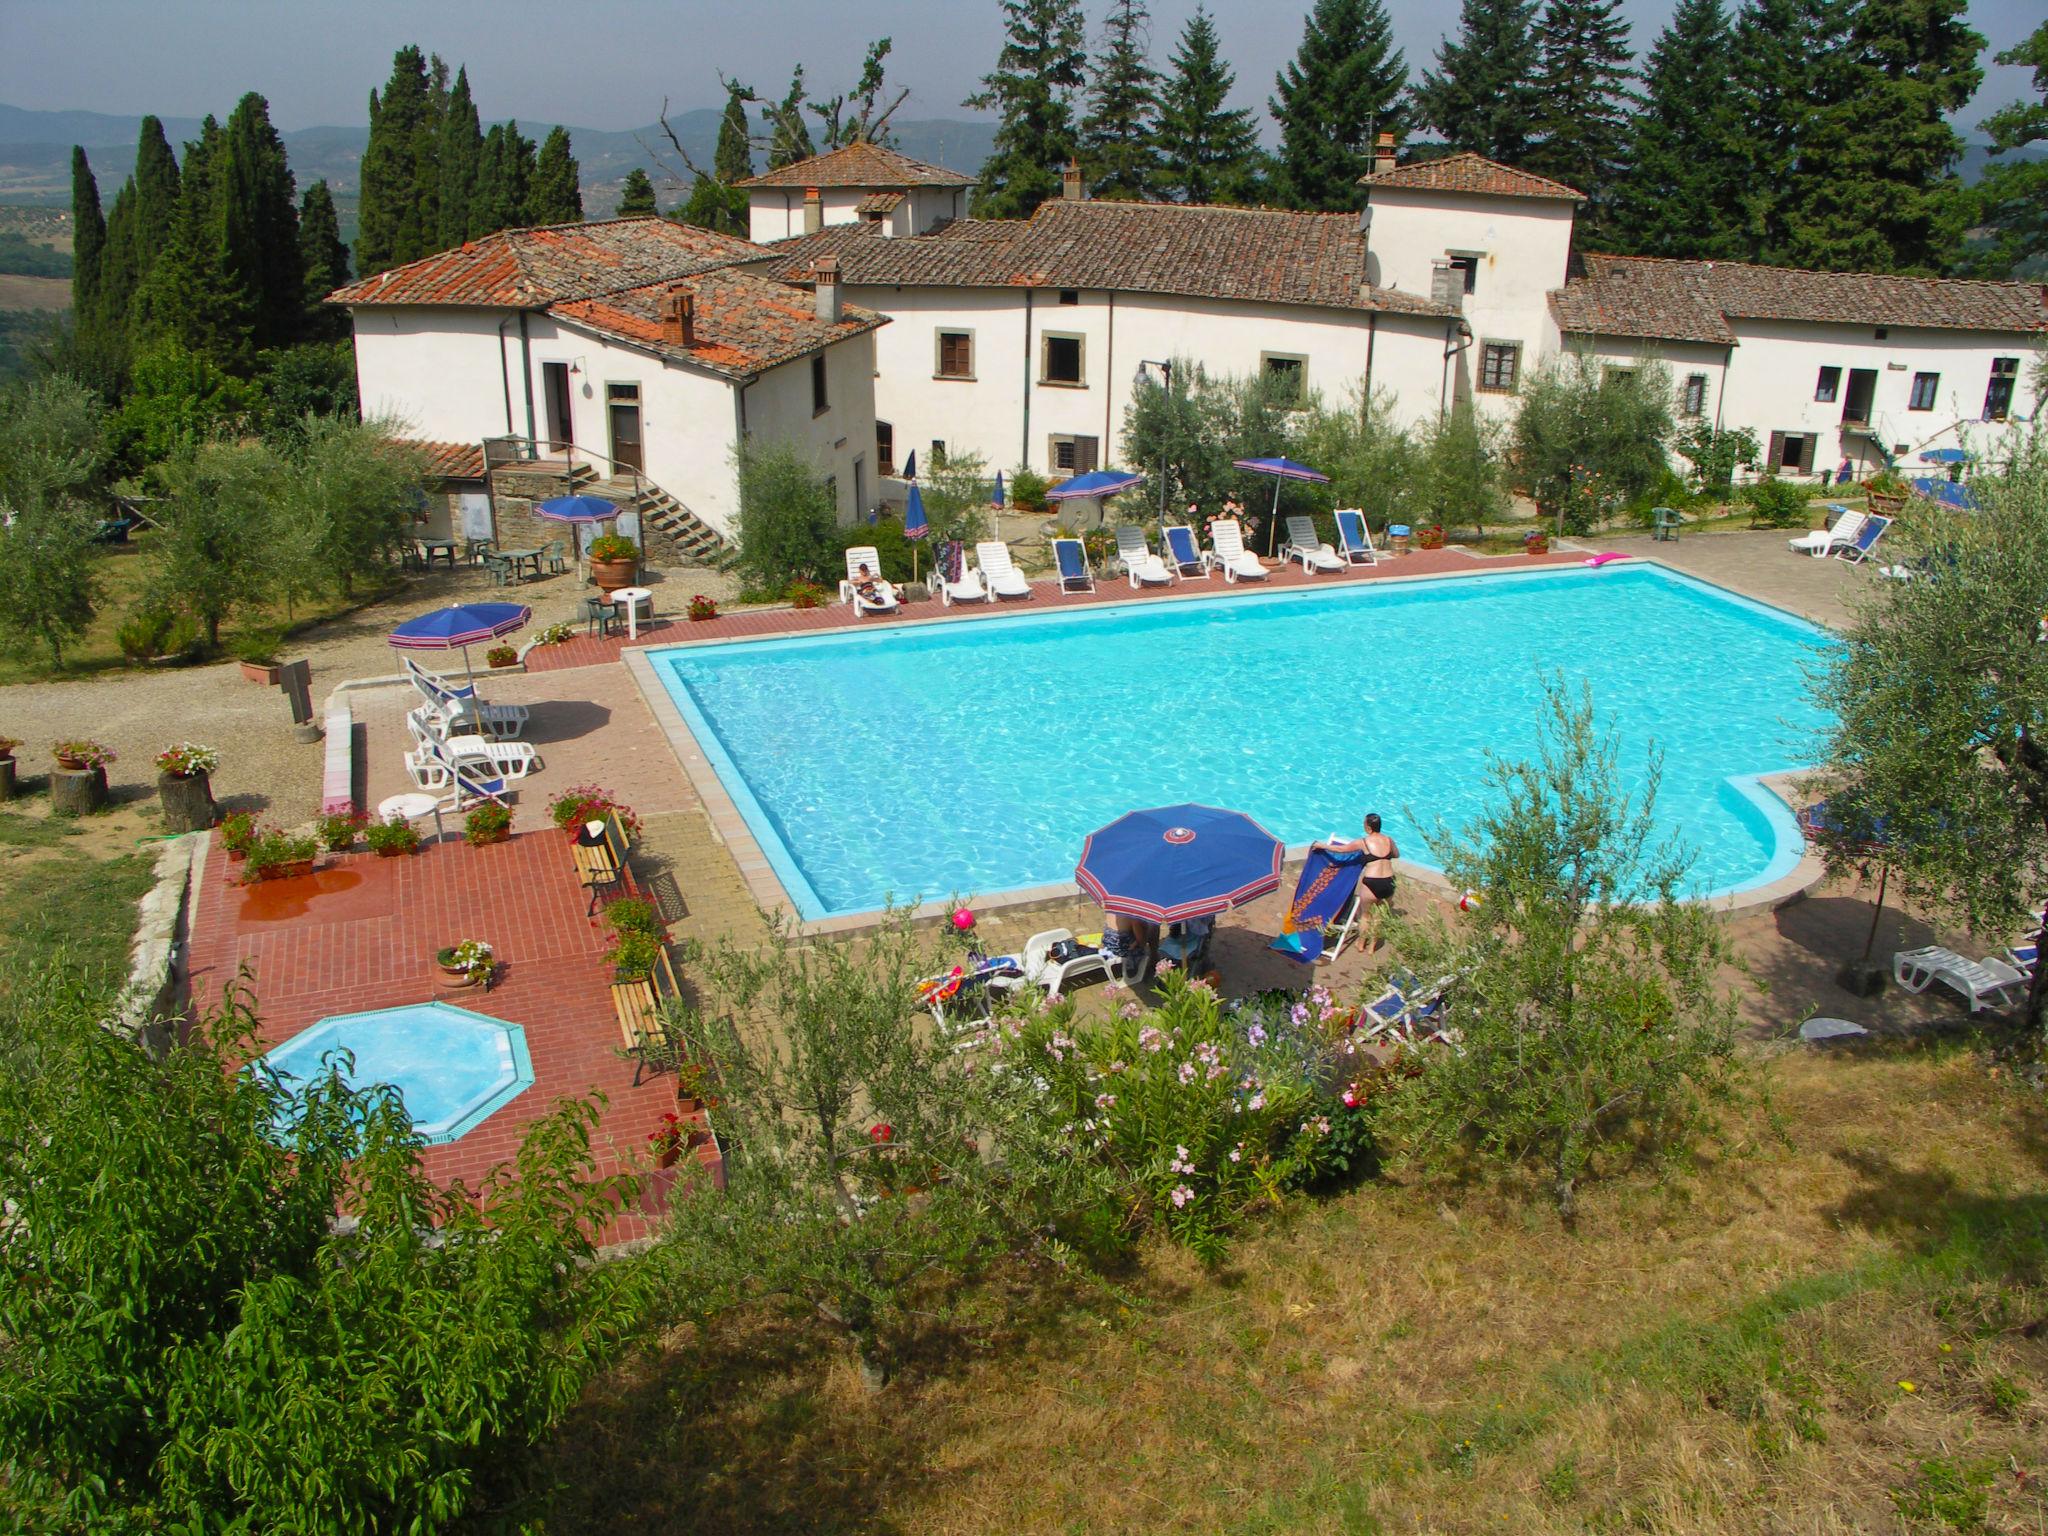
1268 847 1365 965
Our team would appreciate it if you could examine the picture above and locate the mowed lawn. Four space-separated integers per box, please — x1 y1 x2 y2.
545 1046 2048 1534
0 807 155 994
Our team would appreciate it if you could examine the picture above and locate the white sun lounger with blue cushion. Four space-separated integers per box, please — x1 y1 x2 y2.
1789 507 1863 557
1835 515 1891 565
405 658 529 739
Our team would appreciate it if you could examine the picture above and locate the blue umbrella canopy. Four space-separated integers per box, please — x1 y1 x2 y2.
991 471 1006 508
532 495 621 524
904 481 929 540
1911 477 1980 511
1046 468 1144 502
1075 804 1285 923
388 602 531 686
1232 457 1331 483
1918 447 1968 465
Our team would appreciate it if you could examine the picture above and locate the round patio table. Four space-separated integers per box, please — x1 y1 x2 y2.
378 790 446 844
612 586 653 640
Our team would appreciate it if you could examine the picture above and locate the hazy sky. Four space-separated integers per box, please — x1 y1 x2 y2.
0 0 2038 132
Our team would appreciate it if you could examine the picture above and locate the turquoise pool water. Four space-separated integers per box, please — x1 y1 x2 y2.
651 565 1835 919
261 1002 534 1145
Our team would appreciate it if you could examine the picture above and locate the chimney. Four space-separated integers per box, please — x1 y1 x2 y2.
814 254 842 324
1062 162 1084 202
658 284 694 347
803 187 823 236
1374 131 1398 177
1429 258 1462 311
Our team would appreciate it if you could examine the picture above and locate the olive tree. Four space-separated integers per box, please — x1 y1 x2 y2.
152 439 285 649
1416 401 1509 539
0 374 109 667
1372 680 1748 1221
732 438 841 590
290 413 423 597
1511 354 1674 534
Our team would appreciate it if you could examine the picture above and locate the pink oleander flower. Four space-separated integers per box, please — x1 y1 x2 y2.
1155 960 1177 974
1095 1092 1117 1109
1229 1145 1242 1163
1118 1001 1144 1020
1170 1183 1194 1208
1246 1023 1267 1047
1248 1091 1266 1111
1139 1025 1166 1053
1178 1061 1197 1084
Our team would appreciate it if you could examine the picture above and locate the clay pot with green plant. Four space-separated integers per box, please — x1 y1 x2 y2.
587 532 639 591
233 631 283 684
465 802 513 846
486 644 518 669
242 828 318 883
219 811 257 860
435 939 496 988
365 818 422 858
1417 524 1446 551
316 810 366 853
53 739 116 773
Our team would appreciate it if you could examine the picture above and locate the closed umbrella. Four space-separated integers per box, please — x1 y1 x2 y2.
1075 804 1285 923
902 449 918 480
904 480 929 581
992 471 1006 509
388 601 531 689
1233 456 1331 554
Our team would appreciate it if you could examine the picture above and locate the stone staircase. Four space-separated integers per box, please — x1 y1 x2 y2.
485 457 729 570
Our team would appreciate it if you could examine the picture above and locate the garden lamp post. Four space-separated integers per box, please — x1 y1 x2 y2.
1134 359 1173 534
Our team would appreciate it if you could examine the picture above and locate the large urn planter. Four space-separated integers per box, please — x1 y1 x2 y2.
590 556 638 592
157 769 216 833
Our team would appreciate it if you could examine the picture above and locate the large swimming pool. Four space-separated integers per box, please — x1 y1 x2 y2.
651 565 1835 919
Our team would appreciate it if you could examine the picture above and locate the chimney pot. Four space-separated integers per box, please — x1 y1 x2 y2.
1062 162 1084 202
658 284 695 346
803 186 823 236
814 254 842 324
1374 131 1398 176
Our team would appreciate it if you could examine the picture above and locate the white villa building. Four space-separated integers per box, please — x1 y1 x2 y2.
331 218 886 550
333 140 2045 559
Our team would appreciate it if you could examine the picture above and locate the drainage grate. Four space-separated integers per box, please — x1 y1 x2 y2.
647 872 689 923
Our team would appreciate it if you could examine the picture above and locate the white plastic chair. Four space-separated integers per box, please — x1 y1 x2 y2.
1279 515 1345 574
1114 525 1172 587
1892 946 2025 1012
935 560 991 606
1788 508 1864 558
839 546 901 614
1203 518 1268 583
1020 928 1109 995
974 541 1035 600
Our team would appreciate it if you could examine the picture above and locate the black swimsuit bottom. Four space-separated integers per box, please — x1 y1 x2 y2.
1362 875 1396 900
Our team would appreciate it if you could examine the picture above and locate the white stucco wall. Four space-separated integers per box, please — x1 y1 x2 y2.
850 283 1456 481
740 328 882 525
351 306 527 443
749 185 972 243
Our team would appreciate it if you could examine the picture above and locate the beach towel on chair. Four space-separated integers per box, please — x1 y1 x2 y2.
1269 848 1365 965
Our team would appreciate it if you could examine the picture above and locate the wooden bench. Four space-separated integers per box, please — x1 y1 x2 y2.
612 943 681 1085
572 817 633 915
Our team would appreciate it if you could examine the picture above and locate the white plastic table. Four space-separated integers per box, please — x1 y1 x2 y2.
378 790 446 844
611 586 653 640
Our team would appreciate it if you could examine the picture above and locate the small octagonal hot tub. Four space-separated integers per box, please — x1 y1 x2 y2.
261 1002 535 1145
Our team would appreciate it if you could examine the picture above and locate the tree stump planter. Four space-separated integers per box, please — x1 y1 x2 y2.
157 769 215 833
0 757 15 803
51 766 108 817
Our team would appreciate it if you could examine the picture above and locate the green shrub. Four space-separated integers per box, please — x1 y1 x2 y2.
605 929 662 981
462 803 512 845
232 628 284 665
602 897 660 936
734 440 840 589
315 811 364 852
1511 354 1675 534
1008 466 1052 512
243 828 318 876
840 516 913 584
1675 421 1760 497
117 605 175 661
364 818 420 856
1743 476 1811 529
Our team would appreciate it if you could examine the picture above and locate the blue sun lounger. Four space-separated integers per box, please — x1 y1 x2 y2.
1052 537 1095 594
1268 847 1367 965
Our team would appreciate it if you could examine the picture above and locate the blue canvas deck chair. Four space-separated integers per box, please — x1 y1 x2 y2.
1052 537 1095 594
1268 848 1366 966
1162 524 1210 579
1333 510 1379 567
1361 969 1452 1039
1836 515 1891 565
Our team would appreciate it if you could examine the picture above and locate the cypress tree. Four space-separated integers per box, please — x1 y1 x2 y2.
356 45 438 274
1412 0 1542 163
130 115 183 283
472 121 537 235
767 69 817 169
715 82 755 184
531 126 583 223
1777 0 1983 274
1269 0 1409 210
966 0 1089 218
1079 0 1162 200
139 118 253 371
1153 6 1261 204
99 182 140 343
1968 20 2048 277
437 66 483 247
218 92 302 351
1525 0 1635 220
70 148 106 329
298 180 351 338
1608 0 1745 258
616 167 659 218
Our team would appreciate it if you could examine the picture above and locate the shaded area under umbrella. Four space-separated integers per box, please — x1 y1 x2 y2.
1233 457 1330 553
1075 803 1285 923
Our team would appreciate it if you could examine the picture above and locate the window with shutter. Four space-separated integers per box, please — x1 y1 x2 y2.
936 331 974 379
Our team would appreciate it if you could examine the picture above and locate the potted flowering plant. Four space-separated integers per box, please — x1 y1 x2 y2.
1524 529 1549 556
533 621 577 646
547 785 642 843
687 594 718 622
486 644 519 669
464 801 513 846
649 1110 686 1168
243 828 318 882
365 817 422 858
1417 523 1446 551
607 929 662 982
316 809 367 852
787 579 825 610
587 532 639 591
155 742 217 778
434 938 496 988
219 810 257 859
53 738 116 772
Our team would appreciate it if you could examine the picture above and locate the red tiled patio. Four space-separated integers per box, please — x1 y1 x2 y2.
184 829 703 1244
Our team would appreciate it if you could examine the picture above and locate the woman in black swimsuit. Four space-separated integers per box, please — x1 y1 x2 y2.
1319 813 1398 905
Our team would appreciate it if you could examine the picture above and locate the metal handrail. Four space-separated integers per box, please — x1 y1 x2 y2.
481 434 651 503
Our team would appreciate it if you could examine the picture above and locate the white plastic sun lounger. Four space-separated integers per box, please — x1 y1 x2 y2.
974 541 1034 600
1788 508 1863 557
1892 945 2026 1012
405 746 511 806
1114 524 1173 587
404 708 539 777
1334 509 1379 566
1203 518 1268 583
935 558 991 606
1279 515 1345 574
1162 524 1210 579
406 658 529 739
839 545 901 614
1019 927 1110 995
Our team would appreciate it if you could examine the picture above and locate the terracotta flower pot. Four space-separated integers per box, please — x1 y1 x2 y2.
469 827 510 846
590 556 638 591
654 1140 681 1170
1418 525 1446 551
252 859 315 883
54 753 88 772
239 660 281 685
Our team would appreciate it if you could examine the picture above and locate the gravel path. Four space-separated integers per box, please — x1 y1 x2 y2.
0 562 744 827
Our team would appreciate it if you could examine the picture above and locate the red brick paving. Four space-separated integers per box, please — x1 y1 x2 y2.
525 547 1591 671
185 830 704 1244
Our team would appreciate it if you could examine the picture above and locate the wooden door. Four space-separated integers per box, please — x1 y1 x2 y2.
542 362 573 452
607 383 644 474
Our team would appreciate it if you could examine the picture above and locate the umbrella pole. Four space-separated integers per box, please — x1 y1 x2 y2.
1267 479 1282 555
461 643 476 692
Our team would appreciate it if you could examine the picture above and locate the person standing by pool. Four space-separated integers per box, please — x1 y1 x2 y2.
1317 813 1398 907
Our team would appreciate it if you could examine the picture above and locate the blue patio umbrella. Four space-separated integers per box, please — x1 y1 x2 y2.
1045 468 1144 502
903 480 929 580
532 495 621 524
901 449 918 480
1918 447 1968 465
1234 456 1331 554
991 470 1006 508
1075 804 1285 924
1911 477 1980 511
388 601 531 688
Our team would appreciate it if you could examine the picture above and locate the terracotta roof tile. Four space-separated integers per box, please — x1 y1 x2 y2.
403 440 487 480
738 141 976 190
1362 152 1584 202
855 191 905 216
328 218 766 308
549 269 887 379
1551 253 2048 343
750 202 1454 318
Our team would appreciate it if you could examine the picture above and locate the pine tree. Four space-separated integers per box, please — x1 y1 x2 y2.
767 68 817 169
1608 0 1745 257
967 0 1089 218
1412 0 1542 163
616 167 659 218
1525 0 1635 220
356 45 439 275
70 148 106 328
472 121 537 235
1079 0 1162 199
1777 0 1983 274
715 82 755 185
218 92 302 351
298 180 351 338
531 126 583 223
1968 19 2048 277
437 66 483 247
1269 0 1409 210
1153 6 1262 204
1729 0 1829 263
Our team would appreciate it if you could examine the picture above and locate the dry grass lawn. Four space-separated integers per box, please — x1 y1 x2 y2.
545 1043 2047 1534
0 273 71 312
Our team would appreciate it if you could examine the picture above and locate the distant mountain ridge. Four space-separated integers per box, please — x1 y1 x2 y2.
0 101 1000 210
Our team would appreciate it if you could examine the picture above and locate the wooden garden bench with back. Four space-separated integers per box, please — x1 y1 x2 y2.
612 941 682 1085
573 815 634 915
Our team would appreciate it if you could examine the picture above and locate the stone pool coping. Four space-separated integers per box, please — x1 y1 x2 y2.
624 554 1831 936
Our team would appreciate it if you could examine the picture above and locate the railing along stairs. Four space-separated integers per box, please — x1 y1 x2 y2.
481 436 729 565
